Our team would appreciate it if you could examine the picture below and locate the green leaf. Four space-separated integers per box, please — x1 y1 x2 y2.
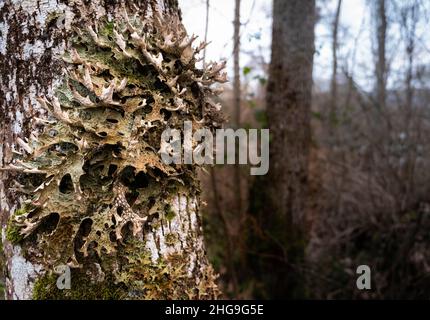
258 77 267 85
243 66 252 76
254 75 267 85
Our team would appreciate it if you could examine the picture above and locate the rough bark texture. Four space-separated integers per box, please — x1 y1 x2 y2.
248 0 315 299
267 0 315 237
0 0 223 300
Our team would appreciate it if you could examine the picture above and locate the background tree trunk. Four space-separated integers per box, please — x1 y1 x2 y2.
232 0 242 219
248 0 316 299
375 0 387 110
0 0 219 300
329 0 342 134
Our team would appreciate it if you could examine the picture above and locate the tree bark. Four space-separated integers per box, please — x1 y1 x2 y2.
248 0 315 299
267 0 315 247
0 0 221 300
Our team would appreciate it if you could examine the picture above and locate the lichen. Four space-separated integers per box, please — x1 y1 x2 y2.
165 232 178 246
33 240 220 300
4 7 224 298
115 241 220 299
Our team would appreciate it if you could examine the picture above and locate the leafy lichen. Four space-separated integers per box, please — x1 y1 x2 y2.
115 241 220 299
5 7 225 299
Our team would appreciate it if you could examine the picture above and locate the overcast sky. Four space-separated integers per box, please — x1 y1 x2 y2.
178 0 430 92
178 0 368 90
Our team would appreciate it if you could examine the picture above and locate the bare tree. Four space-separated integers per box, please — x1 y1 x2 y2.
249 0 316 298
233 0 243 217
375 0 388 109
203 0 210 67
0 0 222 299
398 0 419 211
308 0 430 299
329 0 343 130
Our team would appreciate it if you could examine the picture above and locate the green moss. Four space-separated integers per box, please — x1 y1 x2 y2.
14 207 28 216
100 21 115 37
33 271 127 300
5 205 30 244
165 205 176 221
32 274 55 300
6 223 23 245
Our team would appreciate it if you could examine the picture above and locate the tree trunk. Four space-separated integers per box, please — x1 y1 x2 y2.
375 0 387 110
0 0 222 300
329 0 342 133
248 0 315 299
232 0 242 218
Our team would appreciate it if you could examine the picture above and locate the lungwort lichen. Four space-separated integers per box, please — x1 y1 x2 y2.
4 8 225 299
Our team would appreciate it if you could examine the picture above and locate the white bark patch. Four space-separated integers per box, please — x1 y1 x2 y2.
0 21 9 55
27 84 41 112
5 69 17 103
11 0 75 28
22 39 48 60
155 223 168 258
9 246 43 300
144 193 203 276
11 0 76 62
11 0 38 14
13 111 23 135
146 233 160 263
0 181 9 213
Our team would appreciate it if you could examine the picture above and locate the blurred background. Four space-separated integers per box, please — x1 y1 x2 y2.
178 0 430 299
